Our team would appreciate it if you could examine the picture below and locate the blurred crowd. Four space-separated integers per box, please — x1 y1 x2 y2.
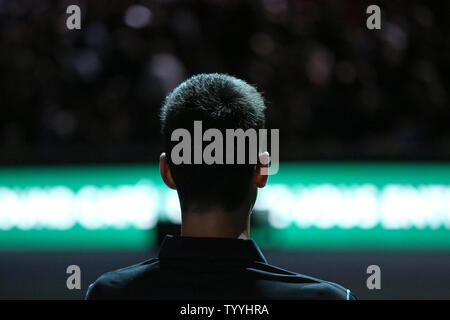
1 0 449 164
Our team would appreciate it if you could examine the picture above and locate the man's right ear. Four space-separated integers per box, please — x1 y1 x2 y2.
159 153 177 190
255 151 269 188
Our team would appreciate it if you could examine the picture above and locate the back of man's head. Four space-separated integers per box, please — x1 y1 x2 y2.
160 73 266 213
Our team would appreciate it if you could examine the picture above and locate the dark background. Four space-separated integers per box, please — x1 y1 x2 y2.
1 0 450 164
1 0 450 300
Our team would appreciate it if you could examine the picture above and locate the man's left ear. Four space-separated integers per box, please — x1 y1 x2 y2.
160 153 177 190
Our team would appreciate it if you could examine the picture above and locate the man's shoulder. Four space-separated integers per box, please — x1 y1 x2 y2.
85 257 356 300
249 262 356 300
85 258 159 300
303 280 356 300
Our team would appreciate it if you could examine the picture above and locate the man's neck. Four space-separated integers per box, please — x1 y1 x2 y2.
180 210 250 239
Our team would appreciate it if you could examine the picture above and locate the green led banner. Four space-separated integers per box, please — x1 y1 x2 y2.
0 163 450 251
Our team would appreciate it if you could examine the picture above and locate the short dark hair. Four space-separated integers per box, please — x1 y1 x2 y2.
160 73 266 212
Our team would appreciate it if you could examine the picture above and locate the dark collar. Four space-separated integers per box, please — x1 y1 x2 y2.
158 235 267 263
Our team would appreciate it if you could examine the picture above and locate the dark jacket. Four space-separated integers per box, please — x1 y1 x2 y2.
85 235 356 300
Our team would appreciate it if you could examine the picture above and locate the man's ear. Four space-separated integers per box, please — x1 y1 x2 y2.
255 151 269 188
160 153 176 190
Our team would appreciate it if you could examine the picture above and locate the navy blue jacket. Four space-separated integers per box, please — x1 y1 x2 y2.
85 235 356 300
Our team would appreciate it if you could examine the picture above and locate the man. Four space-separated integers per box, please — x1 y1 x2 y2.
85 73 356 300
